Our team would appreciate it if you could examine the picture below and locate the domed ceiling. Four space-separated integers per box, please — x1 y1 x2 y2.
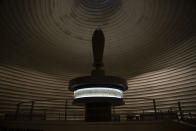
0 0 196 120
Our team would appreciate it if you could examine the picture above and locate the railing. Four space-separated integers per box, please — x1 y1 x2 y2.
1 97 196 122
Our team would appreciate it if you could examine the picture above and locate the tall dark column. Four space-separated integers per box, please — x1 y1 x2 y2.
15 103 20 120
153 99 157 120
30 101 34 120
85 102 111 122
178 102 184 120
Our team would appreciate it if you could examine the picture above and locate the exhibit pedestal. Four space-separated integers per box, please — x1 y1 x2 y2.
85 102 111 122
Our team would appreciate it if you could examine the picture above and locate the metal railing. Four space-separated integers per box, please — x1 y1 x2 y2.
1 97 196 122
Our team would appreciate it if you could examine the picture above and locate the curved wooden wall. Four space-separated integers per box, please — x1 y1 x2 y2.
0 0 196 120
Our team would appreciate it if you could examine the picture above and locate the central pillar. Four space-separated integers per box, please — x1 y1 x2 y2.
85 102 111 122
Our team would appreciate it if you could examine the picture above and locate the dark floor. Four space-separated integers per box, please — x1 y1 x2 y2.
0 120 196 131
